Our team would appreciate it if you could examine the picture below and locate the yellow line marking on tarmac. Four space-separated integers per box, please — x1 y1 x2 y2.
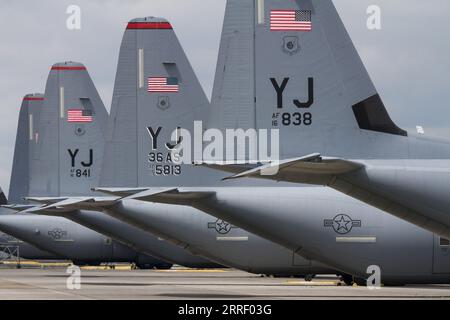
1 261 72 267
114 266 134 271
1 262 231 272
80 265 133 271
77 266 230 272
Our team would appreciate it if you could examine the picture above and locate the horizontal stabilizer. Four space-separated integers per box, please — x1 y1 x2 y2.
21 205 66 215
25 197 71 205
1 204 37 212
45 197 119 210
222 154 364 184
125 188 215 205
23 197 119 214
39 197 94 210
193 160 265 175
93 187 153 197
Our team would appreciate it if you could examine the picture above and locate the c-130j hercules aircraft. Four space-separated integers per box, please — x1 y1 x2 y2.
19 1 450 285
0 63 214 269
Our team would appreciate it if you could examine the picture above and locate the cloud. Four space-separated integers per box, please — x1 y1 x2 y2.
0 0 449 196
0 0 225 196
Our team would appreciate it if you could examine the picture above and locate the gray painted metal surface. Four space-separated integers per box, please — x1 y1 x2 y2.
210 0 450 239
10 30 219 268
0 64 169 268
48 17 336 276
2 96 59 260
169 0 450 282
113 0 450 283
9 94 43 204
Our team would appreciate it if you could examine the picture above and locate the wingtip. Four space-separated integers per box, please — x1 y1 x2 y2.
192 160 207 167
221 175 238 181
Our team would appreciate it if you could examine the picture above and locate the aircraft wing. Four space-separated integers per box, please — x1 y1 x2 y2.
219 154 364 184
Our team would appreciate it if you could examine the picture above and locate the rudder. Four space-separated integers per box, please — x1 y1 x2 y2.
9 94 44 203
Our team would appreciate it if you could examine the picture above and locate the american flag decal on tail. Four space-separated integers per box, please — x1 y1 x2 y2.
148 77 179 93
67 109 93 123
270 10 312 31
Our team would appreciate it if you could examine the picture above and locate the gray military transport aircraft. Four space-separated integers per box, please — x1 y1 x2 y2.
0 63 178 268
204 0 450 240
21 66 221 266
25 65 218 269
21 17 336 278
56 0 450 284
0 94 60 262
123 0 450 284
1 189 59 261
2 62 219 269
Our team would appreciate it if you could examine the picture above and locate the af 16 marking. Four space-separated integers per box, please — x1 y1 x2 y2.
68 149 93 178
270 77 314 127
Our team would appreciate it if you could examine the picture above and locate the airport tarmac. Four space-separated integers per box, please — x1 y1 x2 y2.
0 265 450 299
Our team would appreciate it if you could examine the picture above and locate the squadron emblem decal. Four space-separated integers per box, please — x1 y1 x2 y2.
157 96 170 110
74 125 86 136
324 214 361 235
282 36 300 55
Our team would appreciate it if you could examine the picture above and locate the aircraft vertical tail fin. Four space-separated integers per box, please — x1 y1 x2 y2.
8 94 44 204
100 17 214 188
209 0 256 131
29 62 108 197
212 0 407 160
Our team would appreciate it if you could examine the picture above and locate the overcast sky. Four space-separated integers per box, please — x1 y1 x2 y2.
0 0 449 196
